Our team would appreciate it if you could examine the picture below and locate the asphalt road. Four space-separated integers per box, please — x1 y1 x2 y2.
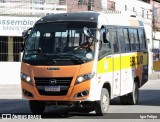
0 79 160 119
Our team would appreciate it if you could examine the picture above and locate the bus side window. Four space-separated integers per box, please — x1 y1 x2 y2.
99 28 111 59
110 29 119 53
129 29 136 51
118 29 125 52
138 29 146 50
103 29 111 49
133 29 140 51
123 29 130 52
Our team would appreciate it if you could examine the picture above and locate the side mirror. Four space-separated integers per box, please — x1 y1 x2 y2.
83 27 93 37
103 31 111 48
21 28 32 52
22 28 32 40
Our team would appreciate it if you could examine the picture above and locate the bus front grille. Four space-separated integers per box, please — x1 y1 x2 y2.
34 77 72 96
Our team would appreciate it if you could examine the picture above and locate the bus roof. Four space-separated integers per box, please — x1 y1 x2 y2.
36 11 100 24
36 11 144 27
99 12 144 27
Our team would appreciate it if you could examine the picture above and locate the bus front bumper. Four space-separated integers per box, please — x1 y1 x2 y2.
21 80 91 101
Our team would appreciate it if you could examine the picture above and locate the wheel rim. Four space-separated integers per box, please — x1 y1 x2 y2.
102 94 108 112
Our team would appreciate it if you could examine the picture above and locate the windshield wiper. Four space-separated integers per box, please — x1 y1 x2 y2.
44 53 85 63
62 54 85 63
25 51 85 64
25 48 42 55
71 55 85 63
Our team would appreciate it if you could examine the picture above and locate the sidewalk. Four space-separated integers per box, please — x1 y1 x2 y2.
149 72 160 80
0 85 22 99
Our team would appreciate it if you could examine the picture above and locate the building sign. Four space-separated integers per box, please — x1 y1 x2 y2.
0 16 39 37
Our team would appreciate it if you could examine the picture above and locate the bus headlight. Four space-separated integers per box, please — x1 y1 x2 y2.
76 72 95 84
20 73 32 85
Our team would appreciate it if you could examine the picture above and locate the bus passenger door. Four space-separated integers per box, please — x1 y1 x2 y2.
110 28 121 96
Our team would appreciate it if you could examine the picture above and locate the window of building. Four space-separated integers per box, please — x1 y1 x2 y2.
140 0 150 4
0 37 23 62
78 0 83 5
0 0 5 3
133 7 135 12
32 0 45 10
142 9 144 18
125 5 127 11
59 0 66 5
0 37 8 61
154 7 158 19
91 0 94 6
32 0 45 4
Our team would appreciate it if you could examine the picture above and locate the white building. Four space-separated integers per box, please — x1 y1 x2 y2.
0 0 67 84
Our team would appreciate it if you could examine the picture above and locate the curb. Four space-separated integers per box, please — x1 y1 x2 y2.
149 73 160 80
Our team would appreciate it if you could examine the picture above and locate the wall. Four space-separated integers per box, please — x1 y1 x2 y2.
0 62 21 85
154 1 160 31
0 16 39 37
66 0 101 12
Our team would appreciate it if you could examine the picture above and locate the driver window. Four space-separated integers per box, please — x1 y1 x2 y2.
99 28 111 59
26 31 40 50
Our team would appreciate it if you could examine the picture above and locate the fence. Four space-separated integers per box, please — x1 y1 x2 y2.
0 37 23 62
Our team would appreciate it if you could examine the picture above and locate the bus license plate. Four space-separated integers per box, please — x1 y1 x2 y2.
45 86 60 92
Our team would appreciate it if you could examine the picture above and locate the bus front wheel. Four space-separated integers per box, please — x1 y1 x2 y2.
94 88 110 116
29 100 46 114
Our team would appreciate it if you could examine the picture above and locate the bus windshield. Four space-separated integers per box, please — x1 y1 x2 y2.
23 21 97 65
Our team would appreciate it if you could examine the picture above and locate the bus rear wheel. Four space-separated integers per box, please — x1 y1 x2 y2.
127 82 139 105
94 88 110 116
29 100 46 114
120 82 139 105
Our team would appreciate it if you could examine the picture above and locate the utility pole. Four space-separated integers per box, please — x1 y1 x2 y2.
88 0 92 11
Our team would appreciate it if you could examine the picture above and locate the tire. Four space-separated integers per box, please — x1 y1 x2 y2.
127 82 139 105
119 82 139 105
120 95 128 105
29 100 46 114
81 102 95 113
94 88 110 116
